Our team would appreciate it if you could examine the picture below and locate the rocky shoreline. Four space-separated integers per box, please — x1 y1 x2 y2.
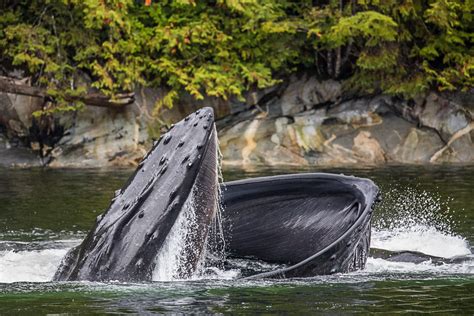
1 73 473 168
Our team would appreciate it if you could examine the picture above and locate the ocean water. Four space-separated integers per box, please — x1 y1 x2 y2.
0 165 472 314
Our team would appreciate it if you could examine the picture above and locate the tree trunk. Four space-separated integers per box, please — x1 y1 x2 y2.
0 76 134 108
327 50 334 78
335 47 342 78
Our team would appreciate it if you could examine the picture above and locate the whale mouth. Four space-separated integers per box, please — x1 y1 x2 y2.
221 173 378 278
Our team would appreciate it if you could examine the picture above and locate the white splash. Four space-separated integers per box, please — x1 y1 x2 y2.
375 185 457 235
199 266 240 280
0 248 69 283
366 225 473 275
372 226 471 258
152 187 227 281
152 191 201 281
365 184 473 275
153 138 226 281
1 181 472 283
364 257 474 274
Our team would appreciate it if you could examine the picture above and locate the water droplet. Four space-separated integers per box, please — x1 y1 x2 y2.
187 162 193 169
177 140 184 148
196 109 201 115
203 124 208 130
196 144 203 150
182 155 190 164
159 155 167 165
138 212 144 218
193 122 198 127
184 116 190 121
330 254 337 261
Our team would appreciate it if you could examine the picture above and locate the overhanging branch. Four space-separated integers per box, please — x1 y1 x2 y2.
0 76 134 108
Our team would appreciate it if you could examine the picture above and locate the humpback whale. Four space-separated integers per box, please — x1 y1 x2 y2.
55 107 379 281
55 107 220 281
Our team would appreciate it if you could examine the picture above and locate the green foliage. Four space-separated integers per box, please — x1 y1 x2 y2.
304 0 473 96
0 0 472 115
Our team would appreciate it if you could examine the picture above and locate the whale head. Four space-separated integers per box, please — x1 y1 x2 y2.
55 107 219 281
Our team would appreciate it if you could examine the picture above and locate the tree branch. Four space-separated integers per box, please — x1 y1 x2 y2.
0 76 134 108
430 122 474 163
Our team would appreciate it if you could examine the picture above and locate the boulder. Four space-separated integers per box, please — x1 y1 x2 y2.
0 132 41 167
49 105 148 167
276 74 342 116
0 79 43 139
416 92 472 140
352 131 386 164
392 128 445 163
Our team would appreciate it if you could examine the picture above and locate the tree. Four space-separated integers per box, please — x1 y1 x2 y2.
0 0 472 116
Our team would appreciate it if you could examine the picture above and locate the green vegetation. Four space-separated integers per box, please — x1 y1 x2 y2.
0 0 472 114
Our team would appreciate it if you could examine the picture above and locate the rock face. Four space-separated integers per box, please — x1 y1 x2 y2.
48 106 147 167
1 73 473 167
0 132 41 167
0 79 43 167
217 75 473 166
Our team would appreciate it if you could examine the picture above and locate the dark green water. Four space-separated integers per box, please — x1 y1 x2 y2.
0 165 473 314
